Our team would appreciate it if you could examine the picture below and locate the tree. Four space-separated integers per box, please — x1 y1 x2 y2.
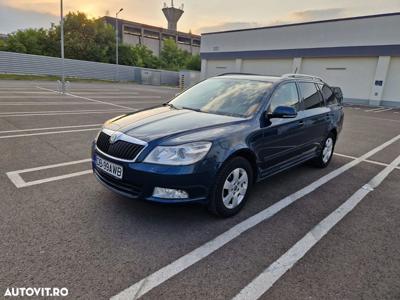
160 38 188 71
1 12 201 72
185 54 201 71
2 28 51 55
117 44 160 68
62 12 115 62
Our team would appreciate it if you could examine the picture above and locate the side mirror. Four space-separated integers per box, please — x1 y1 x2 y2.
332 87 343 104
268 106 297 119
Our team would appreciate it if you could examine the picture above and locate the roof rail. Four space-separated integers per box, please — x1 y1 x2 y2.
217 72 260 76
282 73 324 82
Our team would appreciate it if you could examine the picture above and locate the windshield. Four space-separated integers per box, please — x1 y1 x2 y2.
169 78 272 117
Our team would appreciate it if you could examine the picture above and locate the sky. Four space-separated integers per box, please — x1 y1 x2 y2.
1 0 400 35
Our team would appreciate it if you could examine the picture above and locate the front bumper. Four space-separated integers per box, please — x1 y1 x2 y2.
92 148 216 204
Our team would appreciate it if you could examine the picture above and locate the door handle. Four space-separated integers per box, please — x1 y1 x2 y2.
298 120 305 126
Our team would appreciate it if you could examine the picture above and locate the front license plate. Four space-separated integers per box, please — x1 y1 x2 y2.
95 156 123 179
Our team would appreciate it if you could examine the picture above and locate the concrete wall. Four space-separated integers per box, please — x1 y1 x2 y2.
123 33 140 45
206 59 236 77
200 13 400 107
382 57 400 103
201 14 400 53
178 43 192 53
192 46 200 55
242 59 292 76
143 37 160 56
301 57 378 100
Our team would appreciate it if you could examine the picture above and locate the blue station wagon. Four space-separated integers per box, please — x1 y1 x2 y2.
92 73 344 217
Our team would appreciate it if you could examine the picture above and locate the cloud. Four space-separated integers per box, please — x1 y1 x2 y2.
0 4 58 33
196 8 348 34
268 8 348 26
196 21 263 34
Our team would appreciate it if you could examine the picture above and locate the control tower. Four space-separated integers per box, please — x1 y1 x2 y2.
162 1 184 32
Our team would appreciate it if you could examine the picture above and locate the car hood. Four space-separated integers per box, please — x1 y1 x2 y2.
104 106 244 142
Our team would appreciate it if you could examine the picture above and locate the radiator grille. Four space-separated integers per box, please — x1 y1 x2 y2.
96 132 144 160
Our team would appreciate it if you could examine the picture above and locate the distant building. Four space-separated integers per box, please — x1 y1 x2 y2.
200 12 400 107
102 2 200 57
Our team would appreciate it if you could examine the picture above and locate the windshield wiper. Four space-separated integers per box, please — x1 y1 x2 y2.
180 106 204 113
163 103 179 109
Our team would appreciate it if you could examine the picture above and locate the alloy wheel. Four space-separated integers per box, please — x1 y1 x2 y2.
222 168 249 209
322 137 334 163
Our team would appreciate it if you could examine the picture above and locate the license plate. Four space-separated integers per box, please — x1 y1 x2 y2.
95 156 123 179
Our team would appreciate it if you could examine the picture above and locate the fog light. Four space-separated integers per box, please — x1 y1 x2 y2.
153 187 189 199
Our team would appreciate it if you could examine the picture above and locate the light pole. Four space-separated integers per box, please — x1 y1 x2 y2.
60 0 65 93
115 8 123 81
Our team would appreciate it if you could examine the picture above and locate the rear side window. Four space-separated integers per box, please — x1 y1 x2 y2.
298 82 324 110
268 83 300 113
319 84 338 106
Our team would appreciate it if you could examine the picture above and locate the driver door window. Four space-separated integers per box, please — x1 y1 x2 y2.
268 83 300 113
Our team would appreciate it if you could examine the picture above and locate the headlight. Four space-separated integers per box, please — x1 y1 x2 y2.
144 142 212 165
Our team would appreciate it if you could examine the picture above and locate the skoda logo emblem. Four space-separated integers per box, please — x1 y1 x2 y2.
109 132 121 144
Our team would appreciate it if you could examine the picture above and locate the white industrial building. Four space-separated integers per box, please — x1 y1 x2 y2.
200 12 400 107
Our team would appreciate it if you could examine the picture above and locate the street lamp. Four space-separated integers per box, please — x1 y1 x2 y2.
60 0 65 93
115 8 123 81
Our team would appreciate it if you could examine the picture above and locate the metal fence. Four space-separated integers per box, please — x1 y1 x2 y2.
0 51 179 86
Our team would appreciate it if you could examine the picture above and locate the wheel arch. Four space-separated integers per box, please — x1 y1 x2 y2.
225 148 259 183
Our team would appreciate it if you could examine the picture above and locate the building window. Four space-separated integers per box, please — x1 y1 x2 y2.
162 34 176 41
178 36 191 44
124 26 141 36
144 30 159 39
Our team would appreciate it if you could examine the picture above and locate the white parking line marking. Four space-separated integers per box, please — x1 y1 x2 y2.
0 91 54 94
0 109 126 115
110 133 400 300
6 152 399 189
0 101 159 105
365 107 385 112
75 96 161 99
6 158 92 188
233 153 400 300
0 96 160 100
352 115 400 124
0 96 80 99
0 109 130 117
0 124 101 134
334 153 400 169
373 108 392 113
73 92 139 95
0 128 99 139
36 86 133 109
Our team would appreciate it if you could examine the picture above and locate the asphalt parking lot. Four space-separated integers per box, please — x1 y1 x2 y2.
1 79 399 300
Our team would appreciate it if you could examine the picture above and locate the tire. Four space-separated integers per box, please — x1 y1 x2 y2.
312 132 336 168
208 157 253 217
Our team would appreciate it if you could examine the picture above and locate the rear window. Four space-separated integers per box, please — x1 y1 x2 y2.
298 82 324 110
319 84 338 106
